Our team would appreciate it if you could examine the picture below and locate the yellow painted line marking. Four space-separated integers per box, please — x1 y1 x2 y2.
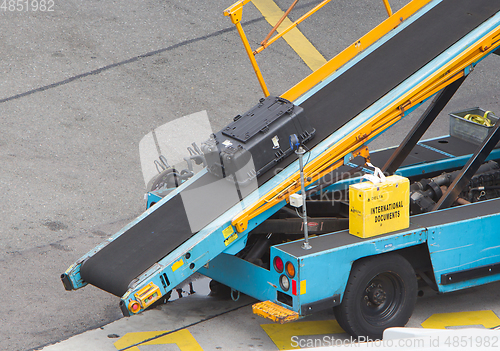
114 330 203 351
172 258 184 272
422 310 500 329
252 0 327 71
258 309 500 350
261 319 344 350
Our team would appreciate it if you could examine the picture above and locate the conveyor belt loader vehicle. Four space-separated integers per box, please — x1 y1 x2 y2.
62 0 500 339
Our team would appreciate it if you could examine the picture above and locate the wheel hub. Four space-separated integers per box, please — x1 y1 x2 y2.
364 283 387 306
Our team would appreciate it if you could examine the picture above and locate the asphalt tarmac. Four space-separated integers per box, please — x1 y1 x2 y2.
38 281 500 351
1 0 500 350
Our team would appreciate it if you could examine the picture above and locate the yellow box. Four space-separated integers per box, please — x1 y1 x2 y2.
349 175 409 238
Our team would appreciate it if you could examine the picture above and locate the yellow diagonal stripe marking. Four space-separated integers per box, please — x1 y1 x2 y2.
252 0 327 71
114 330 203 351
261 320 345 349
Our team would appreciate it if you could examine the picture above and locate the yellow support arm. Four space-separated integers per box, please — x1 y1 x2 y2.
224 1 270 97
383 0 393 17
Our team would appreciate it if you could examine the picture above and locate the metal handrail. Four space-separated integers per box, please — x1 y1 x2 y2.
224 0 393 97
253 0 334 55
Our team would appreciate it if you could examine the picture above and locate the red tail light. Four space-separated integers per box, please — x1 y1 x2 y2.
273 256 284 273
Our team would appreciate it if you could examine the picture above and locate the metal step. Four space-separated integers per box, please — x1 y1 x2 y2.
252 300 299 324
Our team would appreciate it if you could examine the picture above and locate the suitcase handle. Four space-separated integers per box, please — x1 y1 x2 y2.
363 163 386 184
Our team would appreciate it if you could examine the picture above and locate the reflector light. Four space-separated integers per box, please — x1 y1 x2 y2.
285 261 295 278
280 274 290 291
128 300 141 314
292 279 297 295
274 256 284 273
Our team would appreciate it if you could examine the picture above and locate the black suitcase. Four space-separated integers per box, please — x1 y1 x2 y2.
202 96 316 185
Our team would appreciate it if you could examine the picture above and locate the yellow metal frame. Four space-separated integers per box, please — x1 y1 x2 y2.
224 0 398 97
259 0 300 47
383 0 393 17
231 22 500 233
225 0 270 97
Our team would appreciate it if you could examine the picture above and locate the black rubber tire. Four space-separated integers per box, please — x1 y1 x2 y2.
209 279 232 299
333 253 417 340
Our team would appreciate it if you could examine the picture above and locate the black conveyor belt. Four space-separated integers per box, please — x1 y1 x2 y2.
81 193 192 296
80 0 500 296
80 172 244 296
259 0 500 185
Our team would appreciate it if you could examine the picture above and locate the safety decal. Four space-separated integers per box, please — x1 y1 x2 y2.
222 225 234 239
224 233 238 246
172 259 184 272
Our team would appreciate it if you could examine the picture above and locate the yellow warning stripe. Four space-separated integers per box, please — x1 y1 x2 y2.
251 0 327 71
